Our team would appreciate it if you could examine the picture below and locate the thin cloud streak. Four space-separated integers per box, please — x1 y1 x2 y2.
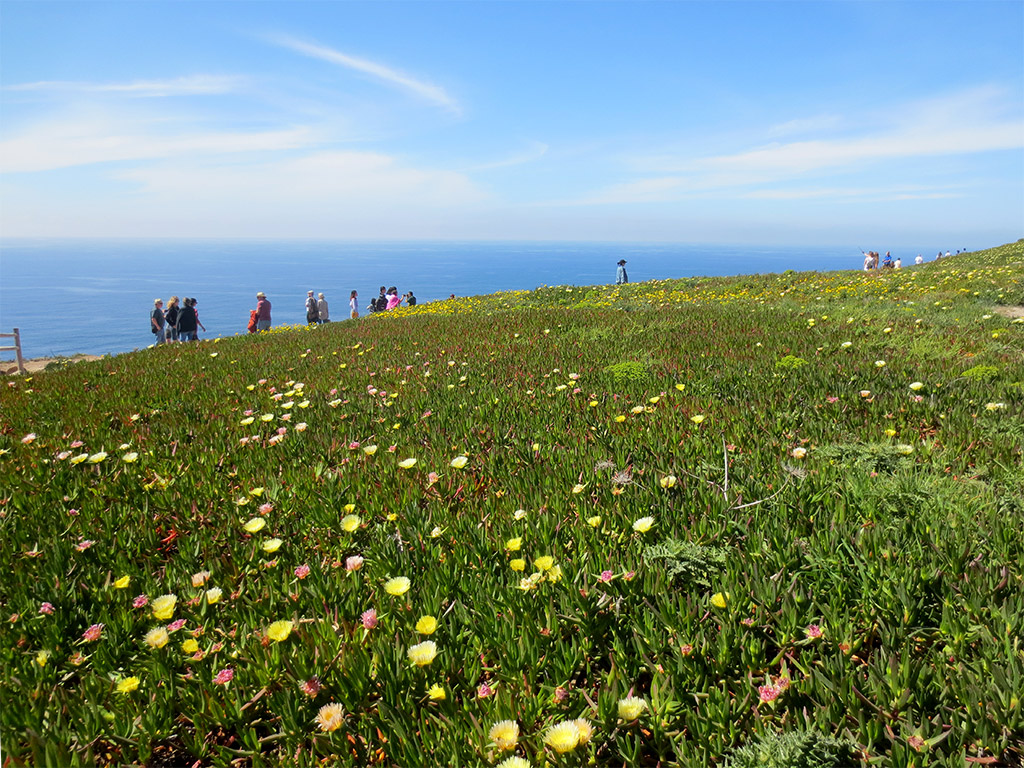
468 141 549 171
5 75 243 97
270 35 461 115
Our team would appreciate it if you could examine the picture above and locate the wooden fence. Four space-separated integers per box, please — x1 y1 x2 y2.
0 328 26 374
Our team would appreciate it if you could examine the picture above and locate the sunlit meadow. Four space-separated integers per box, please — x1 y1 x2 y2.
1 242 1022 767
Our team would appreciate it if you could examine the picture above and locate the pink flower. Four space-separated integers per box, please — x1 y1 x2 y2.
361 608 378 629
39 602 55 615
624 570 636 581
599 570 614 583
295 564 311 579
276 427 288 435
75 540 96 552
912 395 924 403
133 594 149 608
83 623 103 642
70 440 84 448
244 409 254 416
68 508 79 516
477 682 495 698
427 472 440 485
167 619 186 632
806 624 824 639
680 643 693 656
826 396 839 403
388 445 397 453
741 617 755 627
758 684 780 703
345 555 364 571
554 686 569 702
213 667 234 685
258 502 273 515
300 676 322 697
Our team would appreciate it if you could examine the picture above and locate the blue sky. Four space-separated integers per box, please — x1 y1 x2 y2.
1 1 1022 244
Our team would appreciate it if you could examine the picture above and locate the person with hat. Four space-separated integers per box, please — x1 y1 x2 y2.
317 292 329 323
616 259 629 285
255 292 272 331
150 298 166 343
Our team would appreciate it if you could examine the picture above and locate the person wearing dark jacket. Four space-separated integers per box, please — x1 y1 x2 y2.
176 298 199 341
165 296 181 341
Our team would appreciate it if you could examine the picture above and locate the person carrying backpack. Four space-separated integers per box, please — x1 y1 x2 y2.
305 291 319 324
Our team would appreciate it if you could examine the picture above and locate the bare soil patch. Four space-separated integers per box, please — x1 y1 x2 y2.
993 305 1024 319
1 354 103 376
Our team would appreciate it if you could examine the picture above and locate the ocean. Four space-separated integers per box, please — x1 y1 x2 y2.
0 239 921 360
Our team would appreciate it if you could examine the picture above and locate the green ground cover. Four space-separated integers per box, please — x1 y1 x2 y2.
1 241 1022 767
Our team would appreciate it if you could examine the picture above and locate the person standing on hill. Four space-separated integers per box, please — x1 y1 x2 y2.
177 298 198 341
406 290 417 306
165 296 180 342
317 292 329 323
616 259 629 284
305 290 319 324
386 286 401 310
192 298 207 336
255 292 272 331
349 290 359 319
151 299 166 344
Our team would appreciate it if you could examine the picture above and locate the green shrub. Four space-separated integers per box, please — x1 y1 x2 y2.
643 539 727 589
776 355 809 370
724 729 859 768
962 364 999 381
603 360 650 384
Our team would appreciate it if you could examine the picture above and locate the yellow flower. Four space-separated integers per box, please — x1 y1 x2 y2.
505 537 522 552
415 615 438 635
675 383 685 391
489 720 520 751
113 575 130 589
341 514 361 533
547 564 563 583
144 627 170 649
407 640 437 666
614 415 626 423
398 458 417 469
617 696 647 721
262 538 283 553
70 453 89 465
510 558 526 572
116 676 140 694
690 414 705 424
122 452 139 463
35 650 50 667
544 721 581 753
710 592 729 609
587 515 602 528
589 400 599 407
181 638 199 654
363 445 378 456
496 758 530 768
632 516 654 533
266 620 294 642
791 447 807 459
450 456 468 468
660 475 677 489
534 555 555 571
427 683 446 701
87 452 107 464
191 570 210 587
531 442 541 452
315 702 345 732
572 483 586 494
249 487 264 497
151 594 177 621
909 381 924 391
574 718 594 745
206 587 223 604
343 503 356 513
384 577 411 596
243 517 266 534
630 405 645 414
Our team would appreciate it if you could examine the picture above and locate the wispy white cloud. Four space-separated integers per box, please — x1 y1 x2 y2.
5 75 243 97
468 141 549 171
0 116 314 173
269 35 461 115
576 86 1024 205
741 186 962 201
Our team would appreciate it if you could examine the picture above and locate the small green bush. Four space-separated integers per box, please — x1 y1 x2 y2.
962 364 999 381
776 355 809 370
724 729 859 768
643 539 727 589
603 360 650 384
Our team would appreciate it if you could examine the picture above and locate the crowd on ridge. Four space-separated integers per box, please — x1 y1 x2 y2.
245 286 418 334
149 296 207 344
861 248 964 271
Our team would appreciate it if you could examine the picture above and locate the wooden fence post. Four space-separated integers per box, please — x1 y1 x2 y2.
14 328 25 375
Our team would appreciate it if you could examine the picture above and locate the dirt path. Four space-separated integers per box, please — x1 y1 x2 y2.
1 354 103 376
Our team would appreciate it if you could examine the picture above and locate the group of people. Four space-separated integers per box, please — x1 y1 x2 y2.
150 296 206 343
863 249 964 271
366 286 416 314
243 285 418 334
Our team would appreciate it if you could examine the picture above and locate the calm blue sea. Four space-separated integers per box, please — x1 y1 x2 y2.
0 239 919 360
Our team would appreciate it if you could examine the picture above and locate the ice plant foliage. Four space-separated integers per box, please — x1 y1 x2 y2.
0 241 1022 765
